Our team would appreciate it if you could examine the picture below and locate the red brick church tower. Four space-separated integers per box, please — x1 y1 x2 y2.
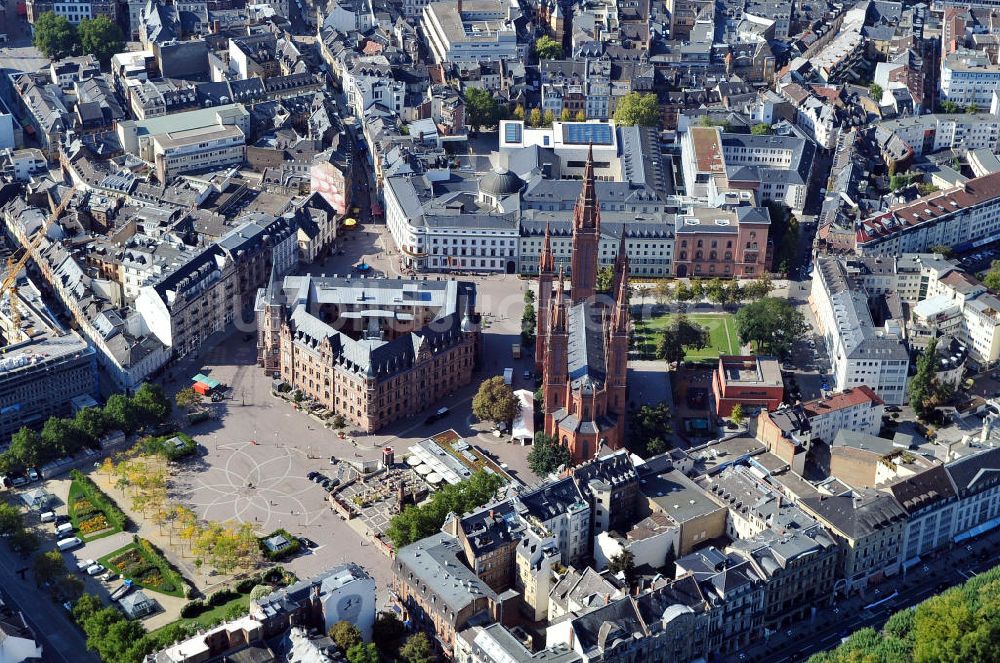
536 146 630 464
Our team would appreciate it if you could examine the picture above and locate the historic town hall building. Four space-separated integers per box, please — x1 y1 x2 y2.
536 147 630 464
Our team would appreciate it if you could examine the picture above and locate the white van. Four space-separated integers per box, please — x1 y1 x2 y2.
56 522 74 536
39 511 55 523
57 537 82 551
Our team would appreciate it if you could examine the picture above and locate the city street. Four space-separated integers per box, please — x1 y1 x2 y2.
724 533 1000 662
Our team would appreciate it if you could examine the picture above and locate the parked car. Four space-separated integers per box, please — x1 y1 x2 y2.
307 471 319 480
86 564 106 576
57 537 82 551
27 468 39 482
39 511 55 523
54 515 70 526
424 406 450 425
76 558 96 572
11 476 27 487
299 537 318 549
885 405 902 413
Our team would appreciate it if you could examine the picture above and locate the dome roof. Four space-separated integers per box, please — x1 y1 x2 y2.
480 168 523 197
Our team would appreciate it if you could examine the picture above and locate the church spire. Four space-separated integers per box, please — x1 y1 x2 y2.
573 144 600 231
540 223 554 274
552 266 567 331
569 145 601 304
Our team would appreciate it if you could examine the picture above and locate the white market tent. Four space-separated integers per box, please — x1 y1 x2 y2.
511 389 535 445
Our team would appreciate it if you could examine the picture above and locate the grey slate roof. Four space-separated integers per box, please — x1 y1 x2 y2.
395 533 497 614
945 446 1000 499
883 465 957 514
800 491 907 540
567 301 607 390
518 477 586 522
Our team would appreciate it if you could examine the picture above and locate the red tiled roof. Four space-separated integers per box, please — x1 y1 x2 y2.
803 385 883 417
857 172 1000 244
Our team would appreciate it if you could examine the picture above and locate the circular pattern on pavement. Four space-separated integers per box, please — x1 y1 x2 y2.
177 440 328 532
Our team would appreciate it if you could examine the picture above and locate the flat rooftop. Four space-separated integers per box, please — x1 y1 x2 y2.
719 355 782 387
689 126 726 175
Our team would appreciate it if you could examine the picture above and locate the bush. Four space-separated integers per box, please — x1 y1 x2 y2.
180 599 206 618
139 432 197 461
235 577 257 593
259 529 301 561
208 588 239 606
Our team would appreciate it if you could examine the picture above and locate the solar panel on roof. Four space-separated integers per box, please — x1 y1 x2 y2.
504 122 522 144
563 123 613 145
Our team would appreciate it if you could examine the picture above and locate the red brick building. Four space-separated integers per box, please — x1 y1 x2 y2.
712 355 783 417
537 147 630 464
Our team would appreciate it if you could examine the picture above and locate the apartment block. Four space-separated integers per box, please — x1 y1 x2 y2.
803 386 884 443
877 113 1000 158
811 256 909 405
881 465 958 566
947 446 1000 544
137 215 295 357
516 477 591 567
421 0 521 64
857 172 1000 258
0 283 98 440
729 523 838 629
800 491 907 594
674 547 764 655
117 104 250 183
941 51 1000 109
393 533 505 657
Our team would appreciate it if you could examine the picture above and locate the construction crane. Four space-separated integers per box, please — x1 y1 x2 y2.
1 191 76 333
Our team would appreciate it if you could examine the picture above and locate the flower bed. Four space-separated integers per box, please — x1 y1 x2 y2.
98 538 186 598
79 514 110 535
67 473 128 541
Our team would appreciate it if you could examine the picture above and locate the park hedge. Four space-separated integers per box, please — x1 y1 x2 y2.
68 470 130 532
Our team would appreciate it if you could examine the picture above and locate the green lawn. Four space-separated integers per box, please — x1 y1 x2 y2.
635 312 742 361
67 480 122 542
98 540 186 598
149 594 251 639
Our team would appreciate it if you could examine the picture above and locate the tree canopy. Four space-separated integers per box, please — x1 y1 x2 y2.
734 297 808 358
464 88 499 132
347 643 381 663
33 12 78 59
527 432 571 476
612 92 660 127
808 563 1000 663
386 471 505 549
909 338 938 421
472 376 520 425
655 316 709 366
329 621 363 652
607 550 636 582
400 632 436 663
983 260 1000 293
751 123 771 135
78 15 123 65
535 35 563 60
0 383 170 474
628 402 671 457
